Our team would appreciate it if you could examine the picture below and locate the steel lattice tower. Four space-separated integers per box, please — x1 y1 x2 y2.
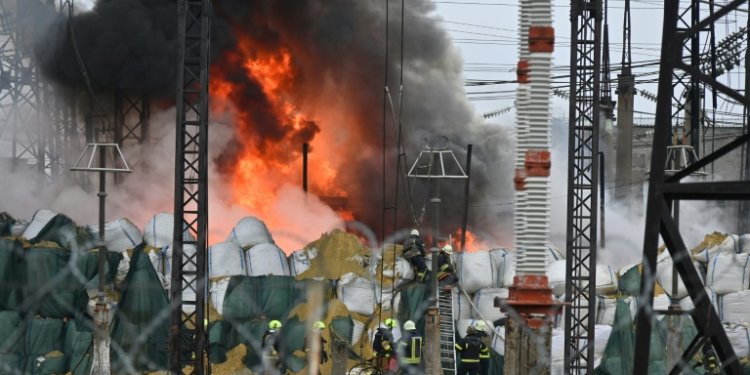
169 0 211 373
564 0 600 373
633 1 750 373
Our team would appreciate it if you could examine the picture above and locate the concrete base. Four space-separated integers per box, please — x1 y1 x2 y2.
92 300 112 375
423 307 442 375
504 314 553 375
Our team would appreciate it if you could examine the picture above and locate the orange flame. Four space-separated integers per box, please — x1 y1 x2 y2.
209 35 351 247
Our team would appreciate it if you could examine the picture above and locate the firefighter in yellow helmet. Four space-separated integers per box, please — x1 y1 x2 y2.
373 318 396 371
455 323 489 375
262 320 284 373
473 321 491 375
397 320 423 374
437 244 458 287
403 229 429 282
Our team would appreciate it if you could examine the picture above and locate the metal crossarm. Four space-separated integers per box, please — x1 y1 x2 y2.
170 0 211 374
564 0 601 373
437 288 457 374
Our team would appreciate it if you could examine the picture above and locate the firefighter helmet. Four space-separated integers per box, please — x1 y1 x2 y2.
269 320 282 329
404 320 416 331
384 318 396 328
410 229 419 237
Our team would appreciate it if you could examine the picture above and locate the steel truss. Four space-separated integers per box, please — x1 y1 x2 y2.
114 91 150 146
169 0 211 373
634 1 750 373
564 0 601 373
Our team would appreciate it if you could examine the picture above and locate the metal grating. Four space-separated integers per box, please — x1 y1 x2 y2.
564 0 601 373
169 0 211 374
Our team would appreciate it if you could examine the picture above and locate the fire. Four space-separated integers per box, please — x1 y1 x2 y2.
451 229 491 252
209 34 351 247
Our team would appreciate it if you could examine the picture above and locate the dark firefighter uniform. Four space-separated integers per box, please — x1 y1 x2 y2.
455 333 489 375
436 247 457 286
403 235 428 282
473 329 491 374
373 326 394 370
397 329 423 372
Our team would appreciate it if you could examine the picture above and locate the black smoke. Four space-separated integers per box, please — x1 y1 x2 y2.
34 0 514 244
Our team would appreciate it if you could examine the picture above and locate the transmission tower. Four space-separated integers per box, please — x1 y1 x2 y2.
114 90 150 146
564 0 600 373
169 0 211 373
633 1 750 373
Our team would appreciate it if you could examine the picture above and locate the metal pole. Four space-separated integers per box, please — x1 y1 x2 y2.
599 152 605 248
94 147 110 375
431 151 441 247
667 202 681 370
460 144 473 251
303 143 309 194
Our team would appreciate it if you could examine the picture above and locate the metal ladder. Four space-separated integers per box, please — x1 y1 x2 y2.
437 287 457 375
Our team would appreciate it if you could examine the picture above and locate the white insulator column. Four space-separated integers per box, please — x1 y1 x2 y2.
516 0 552 275
513 0 531 267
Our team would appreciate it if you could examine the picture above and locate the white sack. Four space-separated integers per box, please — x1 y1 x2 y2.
724 323 750 357
457 249 514 293
595 296 616 326
377 289 401 315
209 277 231 316
10 220 27 237
654 294 671 317
596 264 618 295
453 288 473 321
456 319 494 339
656 256 704 299
546 245 565 263
696 234 741 264
22 209 58 240
492 249 515 288
548 260 567 297
289 248 318 276
678 287 718 314
144 213 195 248
720 290 750 323
245 243 290 276
706 252 750 295
741 234 750 253
338 273 377 316
227 216 274 249
352 320 366 344
87 218 143 253
472 288 509 323
551 328 565 375
208 242 246 279
380 256 414 287
115 252 130 288
490 326 505 355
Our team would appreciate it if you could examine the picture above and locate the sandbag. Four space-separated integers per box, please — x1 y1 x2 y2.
352 319 366 345
23 210 94 252
209 277 231 316
653 293 671 316
596 264 618 295
65 320 93 375
656 256 703 299
10 221 27 237
679 287 718 316
22 209 63 241
720 290 750 323
24 318 65 372
143 213 194 248
548 260 566 297
227 216 274 249
246 243 289 277
289 248 317 276
472 288 509 323
706 252 750 295
337 273 376 316
457 249 513 293
376 288 401 315
724 323 750 357
209 242 246 279
741 234 750 253
456 319 494 339
0 238 23 310
596 296 637 326
86 218 143 253
490 326 505 355
453 288 472 321
695 233 740 264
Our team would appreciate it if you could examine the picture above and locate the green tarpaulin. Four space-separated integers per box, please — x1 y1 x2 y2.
223 276 307 322
0 213 13 237
619 265 640 296
397 282 430 336
65 319 93 375
0 239 22 311
23 318 66 373
111 244 169 372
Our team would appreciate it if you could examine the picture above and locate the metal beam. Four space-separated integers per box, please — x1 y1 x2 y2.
170 0 211 373
663 181 750 200
564 0 601 373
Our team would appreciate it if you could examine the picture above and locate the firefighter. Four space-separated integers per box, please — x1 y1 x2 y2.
472 321 491 375
437 244 458 286
262 320 284 373
455 325 489 375
304 321 328 374
397 320 423 373
403 229 428 282
372 318 396 371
